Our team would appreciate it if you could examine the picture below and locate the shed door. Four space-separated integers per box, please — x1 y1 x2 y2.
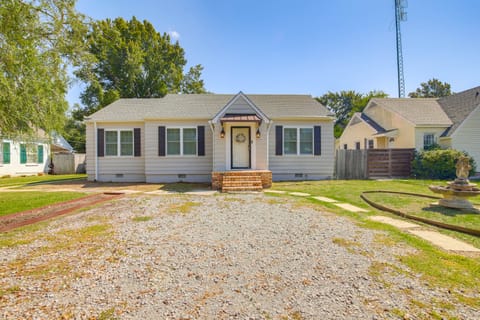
231 127 251 169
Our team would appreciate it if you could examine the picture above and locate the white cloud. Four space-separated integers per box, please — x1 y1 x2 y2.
168 30 180 41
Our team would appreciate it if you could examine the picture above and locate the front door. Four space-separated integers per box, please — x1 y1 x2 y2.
231 127 251 169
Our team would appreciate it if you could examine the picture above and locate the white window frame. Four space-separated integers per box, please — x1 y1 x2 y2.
368 139 374 149
26 144 39 164
283 126 314 156
423 133 435 149
104 129 134 157
166 127 197 156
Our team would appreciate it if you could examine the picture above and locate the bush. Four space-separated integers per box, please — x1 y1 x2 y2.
412 149 477 179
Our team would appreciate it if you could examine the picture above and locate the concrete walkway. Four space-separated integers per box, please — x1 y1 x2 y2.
265 189 480 253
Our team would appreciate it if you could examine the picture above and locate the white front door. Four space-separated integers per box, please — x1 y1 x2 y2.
231 127 250 169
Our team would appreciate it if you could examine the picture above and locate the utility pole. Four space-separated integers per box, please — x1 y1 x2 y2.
395 0 407 98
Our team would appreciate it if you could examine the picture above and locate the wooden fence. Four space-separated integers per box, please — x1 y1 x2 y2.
335 148 415 179
52 153 86 174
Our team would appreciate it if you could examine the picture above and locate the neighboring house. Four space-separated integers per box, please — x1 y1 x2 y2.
338 86 480 166
85 92 335 186
0 131 74 177
0 136 49 177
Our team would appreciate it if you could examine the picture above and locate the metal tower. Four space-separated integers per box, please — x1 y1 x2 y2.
395 0 407 98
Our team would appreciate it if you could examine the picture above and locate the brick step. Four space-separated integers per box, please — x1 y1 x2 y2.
222 186 263 193
223 172 263 176
222 176 262 182
222 182 262 187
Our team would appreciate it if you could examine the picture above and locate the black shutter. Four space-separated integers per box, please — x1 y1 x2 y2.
314 126 321 155
275 125 283 156
97 128 104 157
134 128 141 157
158 126 165 156
197 125 205 156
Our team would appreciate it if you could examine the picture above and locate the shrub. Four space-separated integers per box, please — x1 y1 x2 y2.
412 149 477 179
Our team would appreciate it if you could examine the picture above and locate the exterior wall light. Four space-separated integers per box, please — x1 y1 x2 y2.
256 127 261 138
220 127 225 138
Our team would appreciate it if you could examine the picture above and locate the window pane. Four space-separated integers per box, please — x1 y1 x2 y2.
183 128 196 155
167 128 180 155
105 131 118 156
26 144 38 163
120 131 133 156
284 128 297 155
299 128 312 154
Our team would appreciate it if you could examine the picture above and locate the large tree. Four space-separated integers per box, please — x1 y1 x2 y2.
316 90 388 138
0 0 88 138
408 78 453 98
76 17 206 115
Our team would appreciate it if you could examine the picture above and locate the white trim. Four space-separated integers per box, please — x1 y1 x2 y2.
103 129 134 157
211 91 270 124
94 121 98 181
165 126 198 157
283 126 314 156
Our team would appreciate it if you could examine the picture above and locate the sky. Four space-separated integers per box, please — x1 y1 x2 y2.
68 0 480 106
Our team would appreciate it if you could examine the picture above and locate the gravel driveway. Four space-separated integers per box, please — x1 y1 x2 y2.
1 193 477 319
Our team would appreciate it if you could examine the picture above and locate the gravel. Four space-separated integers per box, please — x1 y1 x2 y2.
1 193 478 319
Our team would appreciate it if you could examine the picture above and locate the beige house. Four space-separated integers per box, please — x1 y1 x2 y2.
85 92 335 188
338 86 480 166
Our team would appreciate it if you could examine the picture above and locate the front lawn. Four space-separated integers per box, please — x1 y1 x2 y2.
271 179 480 313
0 174 86 188
0 192 88 216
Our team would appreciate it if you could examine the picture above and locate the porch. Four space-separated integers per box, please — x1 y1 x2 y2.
212 170 272 192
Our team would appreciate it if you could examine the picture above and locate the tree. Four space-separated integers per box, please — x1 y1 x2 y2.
408 78 453 98
76 17 206 115
316 90 388 138
62 104 86 153
0 0 89 138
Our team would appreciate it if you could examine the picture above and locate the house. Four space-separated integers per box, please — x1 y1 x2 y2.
0 131 75 177
85 92 335 189
338 86 480 166
0 134 50 177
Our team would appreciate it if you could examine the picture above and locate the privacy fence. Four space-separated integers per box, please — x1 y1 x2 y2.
335 148 415 179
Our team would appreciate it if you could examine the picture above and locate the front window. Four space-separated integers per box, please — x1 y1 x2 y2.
368 139 374 149
105 130 133 156
355 142 361 150
423 133 435 149
167 128 197 156
284 127 313 155
20 144 42 164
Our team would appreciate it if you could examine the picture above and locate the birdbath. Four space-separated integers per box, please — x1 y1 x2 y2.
428 155 480 213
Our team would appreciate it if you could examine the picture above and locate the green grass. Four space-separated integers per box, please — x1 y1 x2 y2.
159 182 210 193
0 174 86 188
0 191 87 216
271 179 480 311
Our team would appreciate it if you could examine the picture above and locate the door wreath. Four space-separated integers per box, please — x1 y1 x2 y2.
235 133 246 143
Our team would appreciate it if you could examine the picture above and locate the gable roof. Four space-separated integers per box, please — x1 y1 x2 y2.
437 86 480 136
365 98 452 126
86 93 334 122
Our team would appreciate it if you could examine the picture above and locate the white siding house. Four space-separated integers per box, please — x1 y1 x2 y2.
85 92 335 186
0 139 49 177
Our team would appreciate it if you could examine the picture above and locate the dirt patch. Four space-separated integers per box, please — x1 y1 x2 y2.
0 193 123 232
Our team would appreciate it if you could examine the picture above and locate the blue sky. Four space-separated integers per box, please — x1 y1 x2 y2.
68 0 480 106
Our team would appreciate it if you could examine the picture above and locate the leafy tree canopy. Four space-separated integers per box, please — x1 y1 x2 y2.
408 78 453 98
0 0 89 138
76 17 206 116
316 90 388 138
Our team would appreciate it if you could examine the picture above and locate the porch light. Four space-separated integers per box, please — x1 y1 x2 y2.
256 127 261 138
220 127 225 138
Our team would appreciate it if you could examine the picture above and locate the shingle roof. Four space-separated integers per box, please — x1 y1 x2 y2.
86 94 333 122
367 98 452 126
437 86 480 136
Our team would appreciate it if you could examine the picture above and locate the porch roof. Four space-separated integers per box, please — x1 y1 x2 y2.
220 114 262 124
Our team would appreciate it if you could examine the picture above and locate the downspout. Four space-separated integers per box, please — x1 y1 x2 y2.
94 121 98 181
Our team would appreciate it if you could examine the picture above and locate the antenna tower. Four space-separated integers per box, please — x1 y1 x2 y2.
395 0 407 97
